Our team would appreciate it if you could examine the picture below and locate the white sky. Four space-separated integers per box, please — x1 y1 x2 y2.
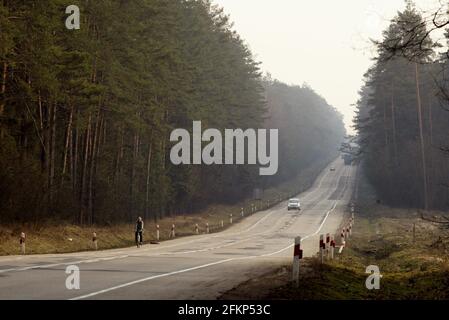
213 0 446 134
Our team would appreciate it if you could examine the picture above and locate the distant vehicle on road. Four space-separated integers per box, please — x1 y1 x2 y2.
330 167 336 171
287 198 301 211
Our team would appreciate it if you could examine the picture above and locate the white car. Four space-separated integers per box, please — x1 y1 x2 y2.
287 198 301 211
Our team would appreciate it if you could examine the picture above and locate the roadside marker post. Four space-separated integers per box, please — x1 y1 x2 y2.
330 235 335 259
195 223 199 235
341 229 346 247
251 204 254 213
156 224 160 241
221 220 224 228
241 207 244 217
206 223 210 234
292 236 303 287
20 232 26 255
326 233 330 259
92 232 98 250
346 226 350 239
319 234 325 263
230 214 233 224
170 224 175 238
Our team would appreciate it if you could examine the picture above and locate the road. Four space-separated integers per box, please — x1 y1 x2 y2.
0 158 356 300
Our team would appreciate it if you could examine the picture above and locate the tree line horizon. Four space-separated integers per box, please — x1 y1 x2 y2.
355 1 449 211
0 0 345 225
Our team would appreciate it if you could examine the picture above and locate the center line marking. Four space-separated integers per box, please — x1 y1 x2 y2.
70 168 350 301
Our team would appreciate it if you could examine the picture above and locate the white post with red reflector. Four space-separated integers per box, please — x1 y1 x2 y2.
156 224 160 241
230 214 233 225
341 229 346 247
319 234 325 263
351 204 355 225
195 223 199 235
20 232 26 255
169 224 175 238
292 236 303 287
206 222 209 234
330 235 335 259
241 207 244 217
92 232 98 250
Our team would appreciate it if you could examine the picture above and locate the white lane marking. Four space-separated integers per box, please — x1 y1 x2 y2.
70 258 235 300
295 162 335 202
70 176 350 301
297 161 345 207
0 255 130 274
259 200 340 258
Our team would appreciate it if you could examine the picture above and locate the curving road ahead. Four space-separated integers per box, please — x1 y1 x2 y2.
0 158 356 300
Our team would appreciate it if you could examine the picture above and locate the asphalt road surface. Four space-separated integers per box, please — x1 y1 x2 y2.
0 158 356 300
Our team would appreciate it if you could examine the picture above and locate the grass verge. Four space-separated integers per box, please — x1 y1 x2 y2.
221 171 449 300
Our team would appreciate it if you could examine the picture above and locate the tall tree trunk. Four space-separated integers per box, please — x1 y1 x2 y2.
79 114 91 225
383 103 389 151
38 90 43 130
415 63 429 210
96 115 104 157
61 104 74 186
145 131 153 220
130 132 139 219
427 92 434 208
68 117 73 187
73 110 79 191
114 126 123 186
428 93 433 147
382 100 391 184
43 100 51 213
390 81 398 167
88 112 100 225
0 62 6 116
0 62 7 139
103 118 107 145
49 101 57 205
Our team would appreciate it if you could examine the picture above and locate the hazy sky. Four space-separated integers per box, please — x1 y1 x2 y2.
213 0 446 134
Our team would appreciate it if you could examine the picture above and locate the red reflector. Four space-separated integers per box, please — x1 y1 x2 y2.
294 244 301 256
319 240 325 249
